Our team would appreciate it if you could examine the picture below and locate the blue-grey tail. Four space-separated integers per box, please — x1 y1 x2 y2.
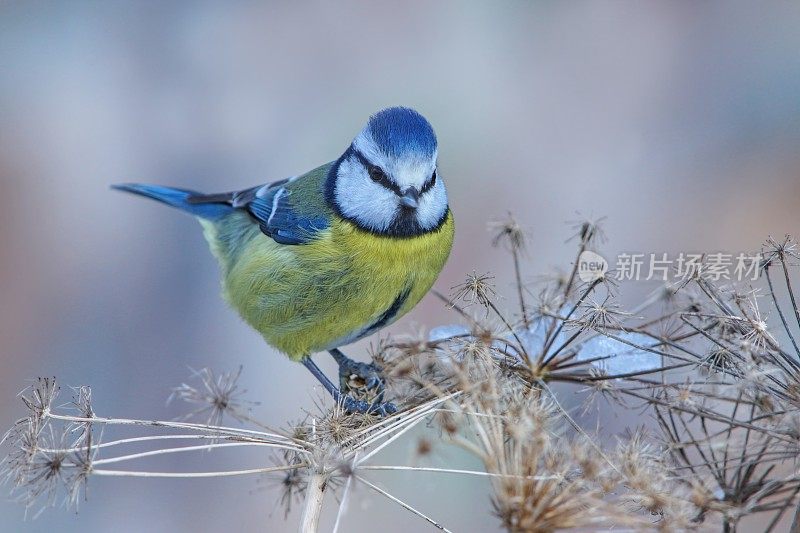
112 183 233 219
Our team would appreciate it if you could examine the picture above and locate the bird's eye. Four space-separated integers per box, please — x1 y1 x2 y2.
368 166 386 182
420 169 437 194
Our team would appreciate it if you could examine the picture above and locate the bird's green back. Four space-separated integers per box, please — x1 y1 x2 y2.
200 163 334 275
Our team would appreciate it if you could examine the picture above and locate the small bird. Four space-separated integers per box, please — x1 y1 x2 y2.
114 107 454 415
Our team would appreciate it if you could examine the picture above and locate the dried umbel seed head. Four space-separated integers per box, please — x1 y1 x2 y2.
471 325 496 347
19 378 59 424
290 423 311 443
4 422 93 515
391 358 416 379
169 366 254 427
569 215 608 247
436 411 459 436
785 380 800 406
315 403 369 446
573 444 603 482
489 213 526 252
577 295 631 332
762 234 799 266
688 480 717 512
779 412 800 439
451 272 497 309
415 438 433 457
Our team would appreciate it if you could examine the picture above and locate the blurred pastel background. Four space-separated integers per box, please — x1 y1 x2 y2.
1 1 799 531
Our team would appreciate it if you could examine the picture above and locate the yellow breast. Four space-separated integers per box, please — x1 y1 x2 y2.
215 211 454 360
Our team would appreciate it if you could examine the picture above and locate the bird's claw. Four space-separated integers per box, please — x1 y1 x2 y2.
338 359 387 404
340 396 398 416
327 349 395 415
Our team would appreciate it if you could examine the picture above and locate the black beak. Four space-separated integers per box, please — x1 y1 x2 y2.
399 187 420 209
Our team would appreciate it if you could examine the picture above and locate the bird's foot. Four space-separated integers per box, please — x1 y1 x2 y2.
324 349 396 416
337 357 388 405
339 396 398 416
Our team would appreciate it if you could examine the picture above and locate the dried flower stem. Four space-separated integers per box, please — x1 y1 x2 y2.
333 452 357 533
93 464 305 478
764 267 800 357
358 465 559 480
300 470 327 533
512 247 529 327
355 475 451 532
791 503 800 533
46 413 302 450
91 441 283 465
7 224 800 531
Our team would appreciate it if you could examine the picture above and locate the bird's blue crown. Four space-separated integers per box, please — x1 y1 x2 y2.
366 107 437 159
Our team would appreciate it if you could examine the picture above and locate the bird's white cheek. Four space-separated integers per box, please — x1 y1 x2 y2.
416 179 448 230
336 179 398 232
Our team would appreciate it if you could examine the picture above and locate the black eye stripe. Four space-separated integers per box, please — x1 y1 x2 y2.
353 149 401 195
352 148 437 197
420 170 437 194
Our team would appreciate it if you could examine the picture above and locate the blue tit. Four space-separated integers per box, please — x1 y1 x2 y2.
114 107 454 415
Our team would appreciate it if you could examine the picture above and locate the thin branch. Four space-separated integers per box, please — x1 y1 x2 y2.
355 475 451 532
358 465 559 480
92 463 306 478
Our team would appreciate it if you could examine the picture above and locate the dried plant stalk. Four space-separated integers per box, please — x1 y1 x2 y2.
300 471 327 533
3 222 800 532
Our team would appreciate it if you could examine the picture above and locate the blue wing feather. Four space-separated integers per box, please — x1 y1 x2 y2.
114 171 329 245
245 185 329 245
